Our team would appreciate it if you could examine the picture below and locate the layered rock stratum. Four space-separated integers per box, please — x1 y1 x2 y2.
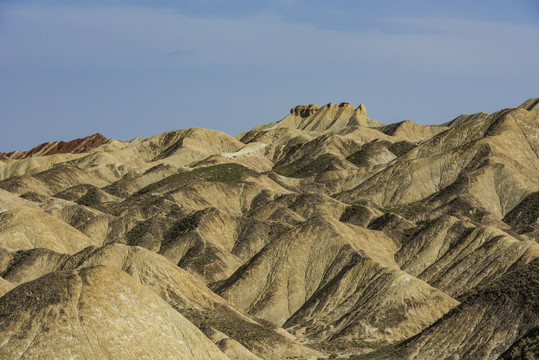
0 99 538 359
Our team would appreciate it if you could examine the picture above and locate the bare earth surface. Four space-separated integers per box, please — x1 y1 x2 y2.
0 99 538 359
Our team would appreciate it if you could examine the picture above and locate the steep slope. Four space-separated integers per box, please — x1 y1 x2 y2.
390 259 539 360
0 266 231 359
0 277 13 297
379 120 447 142
215 216 457 341
503 191 539 241
498 327 539 360
0 98 537 359
395 215 539 298
337 105 539 217
0 208 97 253
0 188 39 211
0 244 322 360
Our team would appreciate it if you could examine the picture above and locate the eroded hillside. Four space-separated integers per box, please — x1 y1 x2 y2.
0 99 538 359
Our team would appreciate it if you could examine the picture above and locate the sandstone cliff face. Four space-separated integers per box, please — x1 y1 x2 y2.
0 98 537 359
253 102 382 133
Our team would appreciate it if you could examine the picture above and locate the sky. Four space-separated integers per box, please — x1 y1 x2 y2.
1 0 538 152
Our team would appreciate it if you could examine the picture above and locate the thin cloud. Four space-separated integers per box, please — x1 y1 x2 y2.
1 4 537 78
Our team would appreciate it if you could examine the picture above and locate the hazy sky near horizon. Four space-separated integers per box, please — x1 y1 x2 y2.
1 0 538 152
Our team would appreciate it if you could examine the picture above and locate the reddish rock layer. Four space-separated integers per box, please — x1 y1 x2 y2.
1 133 107 160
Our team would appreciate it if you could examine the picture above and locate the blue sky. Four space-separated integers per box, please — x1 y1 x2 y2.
1 0 538 152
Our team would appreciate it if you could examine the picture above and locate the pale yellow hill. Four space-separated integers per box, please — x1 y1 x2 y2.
169 181 278 217
285 257 458 341
391 259 539 360
0 244 323 360
0 98 537 359
0 152 85 180
158 208 245 283
0 266 231 359
380 120 448 142
272 133 364 169
518 97 539 115
254 102 383 132
246 192 348 224
101 163 181 197
0 188 39 211
0 208 97 253
157 206 295 283
0 277 13 297
44 199 134 246
1 248 67 286
238 127 318 146
0 127 245 198
196 151 274 173
417 106 539 160
216 216 457 340
63 244 245 310
69 127 244 170
0 165 113 198
337 108 539 216
443 111 490 128
396 215 539 298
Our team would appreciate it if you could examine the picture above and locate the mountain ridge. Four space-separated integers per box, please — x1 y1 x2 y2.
0 98 537 359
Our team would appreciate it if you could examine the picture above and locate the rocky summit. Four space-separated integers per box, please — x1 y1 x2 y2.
0 99 538 359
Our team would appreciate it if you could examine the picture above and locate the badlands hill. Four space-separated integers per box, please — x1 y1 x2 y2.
0 99 538 359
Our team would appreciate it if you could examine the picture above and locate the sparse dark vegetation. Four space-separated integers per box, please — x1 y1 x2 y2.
133 163 248 197
381 201 428 220
111 193 166 216
347 143 382 167
309 338 398 360
274 153 339 178
76 187 100 207
288 193 316 208
125 219 158 245
345 341 401 360
207 279 227 290
143 163 167 175
103 163 175 197
181 308 283 344
465 210 485 223
102 180 127 197
125 204 184 246
499 327 539 360
346 141 396 167
340 205 374 227
19 191 47 202
465 259 539 314
53 184 92 201
187 249 219 267
503 192 539 230
163 211 204 245
387 141 417 157
400 226 418 245
30 164 67 178
18 192 33 200
346 151 368 167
